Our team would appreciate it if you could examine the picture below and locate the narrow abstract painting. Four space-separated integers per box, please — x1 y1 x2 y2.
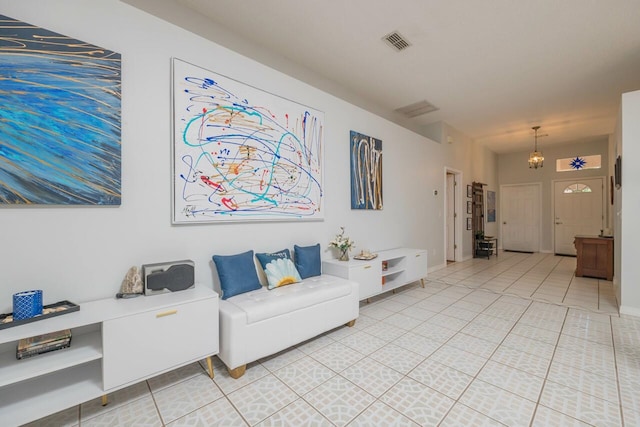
0 15 121 205
172 58 324 223
350 130 382 210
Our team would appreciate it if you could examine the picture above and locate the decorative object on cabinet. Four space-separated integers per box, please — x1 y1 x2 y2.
12 290 43 321
117 266 143 298
323 248 428 301
0 15 121 205
328 227 355 261
1 300 79 330
142 260 195 295
350 130 383 210
172 58 324 223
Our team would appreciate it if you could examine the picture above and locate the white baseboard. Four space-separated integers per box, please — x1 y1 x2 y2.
619 305 640 318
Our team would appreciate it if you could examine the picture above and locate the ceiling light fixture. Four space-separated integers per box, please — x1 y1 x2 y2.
528 126 544 169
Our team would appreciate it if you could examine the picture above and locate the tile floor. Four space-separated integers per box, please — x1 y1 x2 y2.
25 252 640 427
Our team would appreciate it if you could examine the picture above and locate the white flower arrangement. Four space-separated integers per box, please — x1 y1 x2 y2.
329 227 355 252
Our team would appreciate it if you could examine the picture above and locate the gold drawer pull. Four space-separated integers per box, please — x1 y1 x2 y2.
156 309 178 318
364 265 372 269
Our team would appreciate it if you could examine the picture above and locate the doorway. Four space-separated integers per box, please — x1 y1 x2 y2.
500 183 541 252
444 168 462 263
553 177 604 255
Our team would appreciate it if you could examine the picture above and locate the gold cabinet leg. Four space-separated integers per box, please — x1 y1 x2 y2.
420 278 425 288
346 319 356 327
101 394 108 406
227 365 246 379
206 356 215 379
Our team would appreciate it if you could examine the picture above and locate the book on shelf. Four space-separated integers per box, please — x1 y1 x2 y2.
16 329 72 360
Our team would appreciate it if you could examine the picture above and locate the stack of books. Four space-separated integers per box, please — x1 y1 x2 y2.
16 329 72 360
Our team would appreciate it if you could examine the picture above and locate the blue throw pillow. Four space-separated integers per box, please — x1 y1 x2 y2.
256 249 302 290
294 244 321 279
212 250 262 300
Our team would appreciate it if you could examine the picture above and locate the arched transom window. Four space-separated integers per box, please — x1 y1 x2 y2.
563 183 592 193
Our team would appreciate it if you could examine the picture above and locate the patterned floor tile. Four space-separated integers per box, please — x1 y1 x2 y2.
154 374 224 424
348 400 419 426
309 341 365 372
147 362 208 392
446 332 498 359
259 347 307 372
380 377 454 426
363 321 408 341
531 405 592 427
440 403 507 427
477 360 544 401
547 358 619 404
399 305 438 321
359 304 396 320
540 381 622 426
338 330 387 355
82 395 162 427
81 381 151 420
510 323 560 345
341 357 404 397
429 344 488 376
411 321 458 342
392 331 442 357
274 356 335 395
381 312 425 330
439 305 480 321
459 379 536 426
369 343 425 374
256 398 331 426
490 345 551 377
228 375 298 425
303 376 376 425
297 334 336 354
167 397 247 426
23 407 79 427
424 313 470 331
213 361 270 394
408 358 473 399
501 333 556 359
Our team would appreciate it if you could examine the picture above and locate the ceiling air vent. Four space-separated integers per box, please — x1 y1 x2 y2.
395 100 439 118
383 31 411 51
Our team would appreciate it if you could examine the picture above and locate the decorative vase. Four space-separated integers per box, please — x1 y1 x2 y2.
339 249 350 261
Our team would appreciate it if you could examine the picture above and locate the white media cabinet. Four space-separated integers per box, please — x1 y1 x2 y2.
0 285 219 426
323 248 428 301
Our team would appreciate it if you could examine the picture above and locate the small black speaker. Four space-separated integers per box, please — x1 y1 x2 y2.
142 260 195 295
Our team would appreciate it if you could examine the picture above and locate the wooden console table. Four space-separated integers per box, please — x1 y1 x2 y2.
574 235 613 281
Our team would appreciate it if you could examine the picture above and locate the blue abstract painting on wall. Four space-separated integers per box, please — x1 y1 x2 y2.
0 15 121 205
350 130 382 210
172 58 324 223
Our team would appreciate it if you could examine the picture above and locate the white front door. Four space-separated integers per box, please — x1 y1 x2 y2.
501 184 541 252
553 178 604 255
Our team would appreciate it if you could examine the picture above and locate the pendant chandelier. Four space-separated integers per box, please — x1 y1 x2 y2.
528 126 544 169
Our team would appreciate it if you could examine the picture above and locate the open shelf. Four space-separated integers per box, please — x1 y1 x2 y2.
0 331 102 387
0 359 103 426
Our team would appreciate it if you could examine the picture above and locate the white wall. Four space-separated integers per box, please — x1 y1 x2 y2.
0 0 481 311
619 90 640 316
497 138 609 252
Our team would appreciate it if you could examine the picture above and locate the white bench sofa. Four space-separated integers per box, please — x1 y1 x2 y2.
218 274 359 378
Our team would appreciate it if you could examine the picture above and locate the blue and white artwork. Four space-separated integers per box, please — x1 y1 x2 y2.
0 15 121 205
350 131 382 210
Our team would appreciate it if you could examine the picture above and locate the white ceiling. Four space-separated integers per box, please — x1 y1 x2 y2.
167 0 640 153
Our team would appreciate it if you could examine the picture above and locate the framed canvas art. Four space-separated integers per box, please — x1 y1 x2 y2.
350 130 382 210
172 59 324 223
0 15 121 205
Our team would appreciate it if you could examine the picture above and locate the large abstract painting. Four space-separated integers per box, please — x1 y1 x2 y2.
172 58 324 223
0 15 121 205
350 130 382 210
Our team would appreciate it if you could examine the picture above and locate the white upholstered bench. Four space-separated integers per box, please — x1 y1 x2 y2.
218 274 359 378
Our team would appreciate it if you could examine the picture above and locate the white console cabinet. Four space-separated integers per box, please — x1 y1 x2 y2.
323 248 428 300
0 286 218 426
